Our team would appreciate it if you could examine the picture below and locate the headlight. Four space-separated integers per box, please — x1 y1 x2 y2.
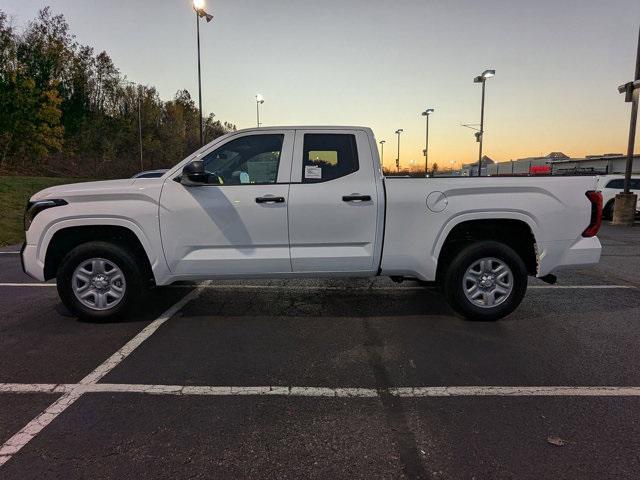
24 199 67 231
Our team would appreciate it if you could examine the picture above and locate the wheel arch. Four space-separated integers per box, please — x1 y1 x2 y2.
434 214 539 283
41 220 159 283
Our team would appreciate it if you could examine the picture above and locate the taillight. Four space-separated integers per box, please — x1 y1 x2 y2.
582 190 602 237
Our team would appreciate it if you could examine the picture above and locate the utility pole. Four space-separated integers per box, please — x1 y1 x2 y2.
379 140 385 170
255 94 264 127
137 88 143 170
474 69 495 176
478 80 485 176
613 26 640 225
421 108 434 176
126 80 144 171
196 11 203 145
395 129 403 173
193 0 213 146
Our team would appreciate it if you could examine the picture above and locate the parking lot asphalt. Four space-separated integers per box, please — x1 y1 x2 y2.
1 222 639 479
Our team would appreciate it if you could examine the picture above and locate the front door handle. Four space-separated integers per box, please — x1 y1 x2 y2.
255 196 285 204
342 194 371 202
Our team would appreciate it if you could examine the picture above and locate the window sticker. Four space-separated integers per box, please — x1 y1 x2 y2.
305 165 322 179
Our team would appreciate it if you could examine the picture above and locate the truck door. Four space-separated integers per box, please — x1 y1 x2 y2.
160 131 294 276
287 129 381 273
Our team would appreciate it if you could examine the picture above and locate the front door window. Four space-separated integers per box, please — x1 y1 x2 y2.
202 134 284 185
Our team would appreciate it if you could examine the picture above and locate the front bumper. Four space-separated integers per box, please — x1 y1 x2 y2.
20 242 26 273
21 243 45 281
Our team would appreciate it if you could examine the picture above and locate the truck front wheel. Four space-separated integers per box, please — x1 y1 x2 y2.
443 241 528 321
56 241 145 322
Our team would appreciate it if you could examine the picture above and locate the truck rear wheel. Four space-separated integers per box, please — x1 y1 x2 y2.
603 200 615 220
56 241 145 322
443 241 528 321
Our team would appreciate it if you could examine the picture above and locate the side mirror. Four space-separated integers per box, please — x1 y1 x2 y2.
181 160 208 185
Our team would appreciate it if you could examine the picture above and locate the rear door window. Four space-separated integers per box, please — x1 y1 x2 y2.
302 134 359 183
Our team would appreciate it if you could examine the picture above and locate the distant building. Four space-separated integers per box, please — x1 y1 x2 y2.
479 152 570 175
482 152 640 176
460 156 495 176
547 154 640 175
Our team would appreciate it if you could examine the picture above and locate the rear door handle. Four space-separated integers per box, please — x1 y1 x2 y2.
255 196 285 204
342 194 371 202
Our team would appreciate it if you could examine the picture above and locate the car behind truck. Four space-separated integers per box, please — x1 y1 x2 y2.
21 126 603 321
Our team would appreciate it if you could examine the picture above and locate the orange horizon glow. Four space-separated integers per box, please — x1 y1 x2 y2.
373 110 639 171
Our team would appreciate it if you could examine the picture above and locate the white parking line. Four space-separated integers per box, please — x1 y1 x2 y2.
0 283 209 467
0 384 62 393
527 285 637 289
2 383 640 398
0 282 636 290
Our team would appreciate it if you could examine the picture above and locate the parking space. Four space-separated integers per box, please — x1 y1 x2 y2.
404 396 640 479
101 285 640 389
0 394 405 480
1 223 639 478
0 394 60 446
2 395 640 479
0 285 191 384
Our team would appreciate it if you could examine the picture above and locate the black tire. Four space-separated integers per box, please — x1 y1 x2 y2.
603 200 615 220
56 241 146 322
443 240 528 321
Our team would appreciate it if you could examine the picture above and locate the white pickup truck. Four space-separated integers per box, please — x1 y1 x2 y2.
21 126 603 321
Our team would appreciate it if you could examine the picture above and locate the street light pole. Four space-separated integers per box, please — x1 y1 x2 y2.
623 85 639 192
474 69 495 176
421 108 434 176
395 129 403 173
193 0 213 147
613 26 640 225
478 80 485 175
126 80 144 171
255 94 264 127
137 88 143 170
379 140 385 170
623 27 640 195
195 10 203 146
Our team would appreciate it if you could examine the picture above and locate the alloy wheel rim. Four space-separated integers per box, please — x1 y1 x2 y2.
462 257 513 308
71 258 126 311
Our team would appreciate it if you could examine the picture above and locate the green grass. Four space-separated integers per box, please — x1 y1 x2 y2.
0 176 87 247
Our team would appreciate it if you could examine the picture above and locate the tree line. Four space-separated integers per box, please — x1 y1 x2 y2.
0 7 235 178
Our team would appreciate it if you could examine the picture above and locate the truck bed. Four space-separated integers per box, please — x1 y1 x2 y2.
380 176 601 280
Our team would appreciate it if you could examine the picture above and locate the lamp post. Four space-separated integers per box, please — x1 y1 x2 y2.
136 86 143 170
395 129 403 173
255 94 265 127
473 69 495 176
613 27 640 225
126 81 144 171
379 140 385 170
421 108 434 176
193 0 213 146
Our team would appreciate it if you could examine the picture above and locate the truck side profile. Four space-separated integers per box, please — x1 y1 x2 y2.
21 126 603 321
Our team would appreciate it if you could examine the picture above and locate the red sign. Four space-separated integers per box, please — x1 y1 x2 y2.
529 165 551 175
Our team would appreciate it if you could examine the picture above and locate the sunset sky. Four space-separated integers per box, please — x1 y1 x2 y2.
4 0 640 169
